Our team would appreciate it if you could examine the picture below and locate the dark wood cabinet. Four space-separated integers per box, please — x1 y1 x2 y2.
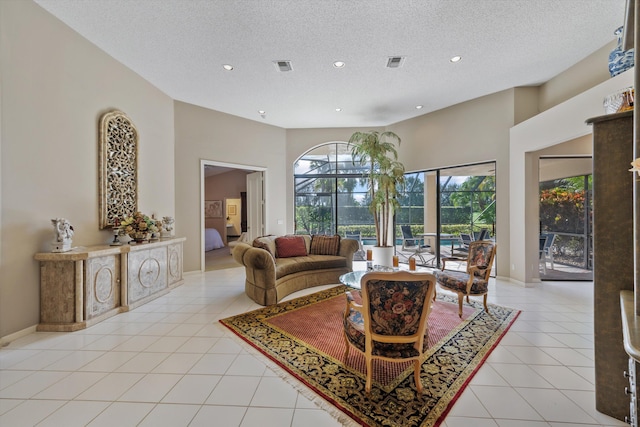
587 111 634 421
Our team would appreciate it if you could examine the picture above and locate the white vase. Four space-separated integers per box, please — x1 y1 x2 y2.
372 246 394 268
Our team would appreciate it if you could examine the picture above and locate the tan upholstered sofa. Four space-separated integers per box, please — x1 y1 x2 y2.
232 234 359 305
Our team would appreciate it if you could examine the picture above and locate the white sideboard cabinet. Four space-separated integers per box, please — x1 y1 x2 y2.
34 237 185 331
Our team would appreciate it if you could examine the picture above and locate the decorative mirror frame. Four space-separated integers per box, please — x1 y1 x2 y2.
99 110 138 229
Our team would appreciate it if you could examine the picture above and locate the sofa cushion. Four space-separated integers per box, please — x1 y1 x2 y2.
275 235 308 258
253 235 277 259
275 255 348 279
310 234 341 256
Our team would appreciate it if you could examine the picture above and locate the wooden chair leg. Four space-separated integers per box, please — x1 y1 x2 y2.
457 294 464 318
343 333 350 359
483 294 488 312
413 359 423 393
365 357 373 393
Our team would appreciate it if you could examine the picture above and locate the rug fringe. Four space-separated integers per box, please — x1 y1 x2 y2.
222 325 361 427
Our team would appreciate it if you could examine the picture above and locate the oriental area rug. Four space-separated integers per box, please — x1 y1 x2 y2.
220 285 520 427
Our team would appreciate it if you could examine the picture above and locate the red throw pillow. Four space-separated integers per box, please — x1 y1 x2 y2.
275 236 308 258
310 234 341 256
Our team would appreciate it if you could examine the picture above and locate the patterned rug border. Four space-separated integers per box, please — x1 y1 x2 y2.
220 285 520 427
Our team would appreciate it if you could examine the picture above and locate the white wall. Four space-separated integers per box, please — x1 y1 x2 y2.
174 101 287 272
509 69 633 283
386 90 520 278
538 41 616 112
0 0 175 337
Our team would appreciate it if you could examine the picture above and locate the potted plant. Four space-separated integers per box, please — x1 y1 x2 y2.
349 131 405 266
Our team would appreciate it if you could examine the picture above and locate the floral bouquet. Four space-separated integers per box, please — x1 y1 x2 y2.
120 211 160 242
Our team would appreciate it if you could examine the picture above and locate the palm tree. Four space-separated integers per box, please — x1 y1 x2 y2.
348 131 405 247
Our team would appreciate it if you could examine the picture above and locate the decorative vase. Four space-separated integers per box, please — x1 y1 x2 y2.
609 26 634 77
130 232 149 243
372 246 394 268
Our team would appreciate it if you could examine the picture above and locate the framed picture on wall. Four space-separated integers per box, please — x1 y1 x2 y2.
205 200 222 218
228 204 237 216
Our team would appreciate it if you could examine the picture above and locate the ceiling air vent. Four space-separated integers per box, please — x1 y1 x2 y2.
386 56 405 68
274 60 293 72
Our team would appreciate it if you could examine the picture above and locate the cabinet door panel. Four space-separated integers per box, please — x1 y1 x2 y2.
128 247 168 304
168 243 183 286
86 255 121 319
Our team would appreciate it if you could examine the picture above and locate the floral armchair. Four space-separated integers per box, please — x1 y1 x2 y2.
342 271 436 393
434 240 496 317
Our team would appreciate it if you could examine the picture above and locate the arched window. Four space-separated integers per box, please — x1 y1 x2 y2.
294 142 373 236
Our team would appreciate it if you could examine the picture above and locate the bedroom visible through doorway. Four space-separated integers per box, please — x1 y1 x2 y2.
201 160 264 271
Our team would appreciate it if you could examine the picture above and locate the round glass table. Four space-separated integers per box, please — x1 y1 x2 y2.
339 267 396 290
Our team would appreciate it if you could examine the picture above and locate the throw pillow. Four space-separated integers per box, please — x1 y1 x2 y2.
275 235 308 258
310 234 341 256
252 235 276 259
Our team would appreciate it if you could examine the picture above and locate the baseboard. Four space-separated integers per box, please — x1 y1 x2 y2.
504 276 537 288
1 324 38 347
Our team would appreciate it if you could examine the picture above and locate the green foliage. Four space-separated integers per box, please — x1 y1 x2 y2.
539 180 587 234
349 131 405 247
447 176 496 225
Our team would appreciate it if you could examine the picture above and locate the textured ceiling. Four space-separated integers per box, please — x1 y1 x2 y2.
34 0 627 129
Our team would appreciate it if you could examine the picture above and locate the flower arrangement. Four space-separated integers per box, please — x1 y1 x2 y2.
630 158 640 177
120 211 160 241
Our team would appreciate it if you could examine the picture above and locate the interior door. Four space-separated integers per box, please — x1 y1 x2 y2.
246 171 264 241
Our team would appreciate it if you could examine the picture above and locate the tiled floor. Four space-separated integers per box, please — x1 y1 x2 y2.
0 262 628 426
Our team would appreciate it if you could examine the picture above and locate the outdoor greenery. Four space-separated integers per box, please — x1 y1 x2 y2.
441 176 496 230
293 142 497 241
348 131 405 247
539 176 589 234
539 175 592 268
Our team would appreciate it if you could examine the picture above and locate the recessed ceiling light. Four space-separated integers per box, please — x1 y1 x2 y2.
335 108 342 112
258 110 266 114
415 105 423 109
450 56 462 63
222 64 234 71
333 61 345 68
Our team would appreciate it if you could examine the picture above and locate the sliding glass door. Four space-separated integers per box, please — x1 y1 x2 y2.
538 156 593 281
397 162 496 270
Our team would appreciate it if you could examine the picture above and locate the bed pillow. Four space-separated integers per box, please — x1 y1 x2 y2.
310 234 341 256
275 235 308 258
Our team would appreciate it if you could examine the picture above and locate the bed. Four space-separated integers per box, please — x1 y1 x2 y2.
205 228 225 251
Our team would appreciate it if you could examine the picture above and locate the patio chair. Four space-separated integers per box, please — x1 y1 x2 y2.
343 271 437 393
434 240 497 317
452 233 473 256
540 232 556 270
472 228 490 241
345 230 365 258
539 235 548 274
400 225 431 265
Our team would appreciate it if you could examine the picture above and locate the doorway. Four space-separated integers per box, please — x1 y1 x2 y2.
538 156 593 281
200 160 265 271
